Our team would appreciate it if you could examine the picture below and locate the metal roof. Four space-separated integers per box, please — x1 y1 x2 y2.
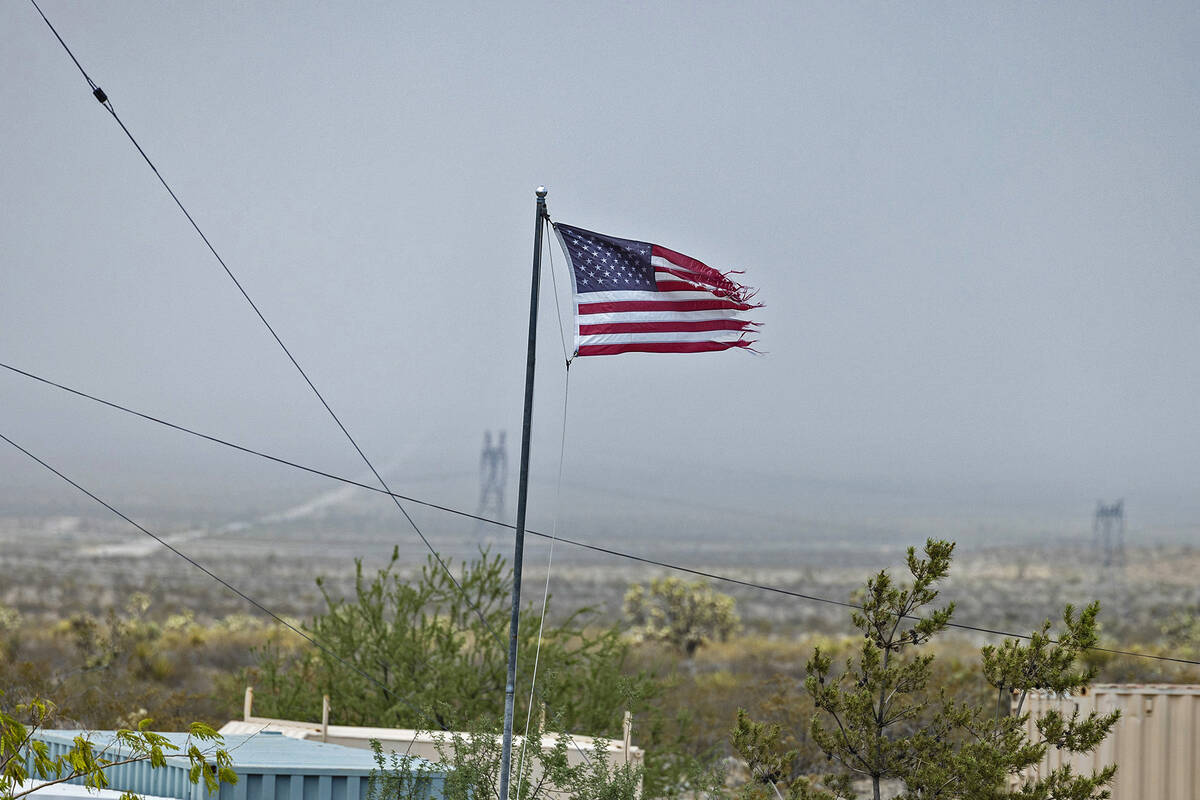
30 729 446 800
32 730 429 774
220 718 642 756
18 779 175 800
1027 683 1200 699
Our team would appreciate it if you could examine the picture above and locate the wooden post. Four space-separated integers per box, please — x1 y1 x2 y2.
243 686 254 721
623 711 632 764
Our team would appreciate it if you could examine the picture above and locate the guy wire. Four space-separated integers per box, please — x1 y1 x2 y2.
23 4 601 745
3 360 1198 668
0 429 442 730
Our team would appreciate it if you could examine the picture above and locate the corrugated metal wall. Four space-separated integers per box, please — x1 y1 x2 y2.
220 772 371 800
1023 684 1200 799
27 731 442 800
29 735 204 800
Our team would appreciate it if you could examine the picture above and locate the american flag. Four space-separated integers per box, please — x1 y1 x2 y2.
553 223 761 357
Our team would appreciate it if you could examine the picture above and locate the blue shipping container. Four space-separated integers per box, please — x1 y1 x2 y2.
28 730 445 800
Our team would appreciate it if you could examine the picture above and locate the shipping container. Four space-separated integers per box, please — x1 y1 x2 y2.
28 730 445 800
1021 683 1200 799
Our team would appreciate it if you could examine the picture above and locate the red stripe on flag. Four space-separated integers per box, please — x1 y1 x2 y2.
651 245 731 285
576 340 753 356
579 319 754 335
654 265 728 292
578 299 753 314
651 244 714 275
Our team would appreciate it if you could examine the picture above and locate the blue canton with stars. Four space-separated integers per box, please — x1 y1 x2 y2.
556 224 656 293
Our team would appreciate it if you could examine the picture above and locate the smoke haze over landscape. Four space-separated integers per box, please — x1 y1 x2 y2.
2 1 1198 567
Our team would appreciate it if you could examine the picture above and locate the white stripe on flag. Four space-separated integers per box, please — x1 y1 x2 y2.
578 330 749 346
574 309 745 325
576 290 739 304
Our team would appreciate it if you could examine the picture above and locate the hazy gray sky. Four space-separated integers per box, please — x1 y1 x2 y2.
3 2 1198 538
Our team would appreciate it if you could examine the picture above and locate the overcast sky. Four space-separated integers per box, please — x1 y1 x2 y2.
3 2 1198 540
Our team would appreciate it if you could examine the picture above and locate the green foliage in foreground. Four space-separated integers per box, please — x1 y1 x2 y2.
1 537 1140 800
366 711 641 800
246 548 650 737
0 694 236 800
732 539 1119 800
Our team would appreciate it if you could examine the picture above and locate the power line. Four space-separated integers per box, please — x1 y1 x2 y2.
0 405 607 757
25 1 1200 675
25 7 607 757
25 0 517 675
3 359 1198 668
28 0 96 92
28 0 454 589
0 428 441 730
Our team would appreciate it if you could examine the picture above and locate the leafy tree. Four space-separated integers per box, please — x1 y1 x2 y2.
1 694 236 800
732 539 1119 800
801 540 957 799
365 744 437 800
731 709 842 800
624 578 739 658
246 548 648 737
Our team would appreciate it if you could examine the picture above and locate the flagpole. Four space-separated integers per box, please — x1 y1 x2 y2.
499 185 548 800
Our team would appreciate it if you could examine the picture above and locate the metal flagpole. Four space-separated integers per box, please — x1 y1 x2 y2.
499 186 548 800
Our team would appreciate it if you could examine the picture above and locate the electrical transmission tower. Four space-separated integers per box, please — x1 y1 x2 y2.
1093 499 1125 568
478 430 508 526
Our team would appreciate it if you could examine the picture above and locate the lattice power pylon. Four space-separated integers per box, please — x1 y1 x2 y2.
1094 499 1125 568
478 430 508 526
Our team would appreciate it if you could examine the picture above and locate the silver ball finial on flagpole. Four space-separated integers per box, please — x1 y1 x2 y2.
536 185 547 197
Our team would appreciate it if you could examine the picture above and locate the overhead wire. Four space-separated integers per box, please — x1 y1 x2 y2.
23 0 1190 702
26 0 483 635
2 359 1198 668
22 6 1200 744
0 429 442 730
22 2 604 741
24 7 613 758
